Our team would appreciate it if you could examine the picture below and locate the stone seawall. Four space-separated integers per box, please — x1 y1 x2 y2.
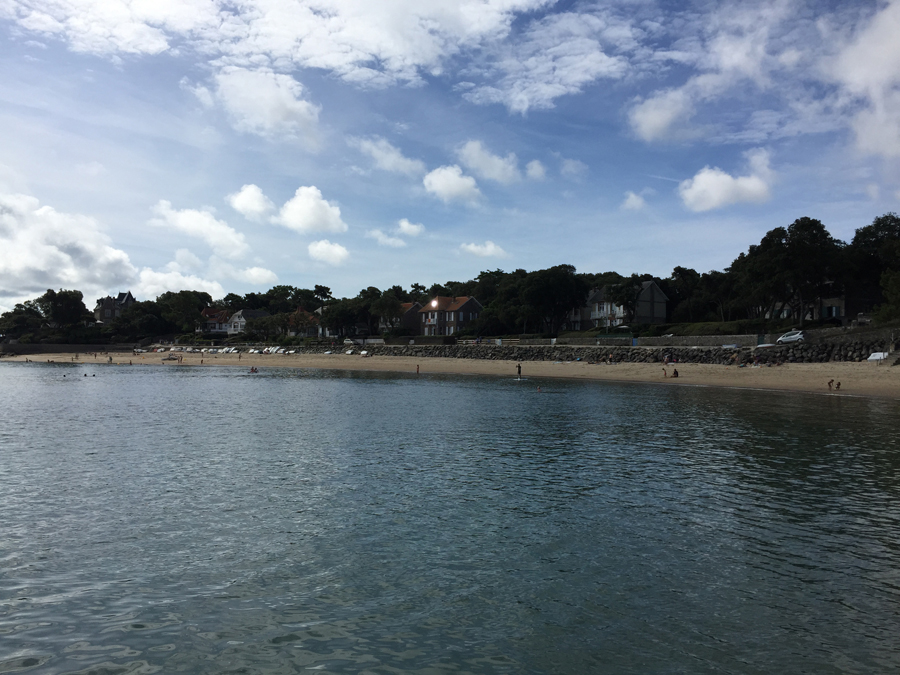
300 339 891 364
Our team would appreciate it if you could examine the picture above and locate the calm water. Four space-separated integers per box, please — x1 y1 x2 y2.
1 363 899 674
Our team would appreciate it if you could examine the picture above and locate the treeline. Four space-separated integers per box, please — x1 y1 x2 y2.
2 213 899 344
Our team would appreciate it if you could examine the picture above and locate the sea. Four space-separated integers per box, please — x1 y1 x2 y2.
1 363 899 674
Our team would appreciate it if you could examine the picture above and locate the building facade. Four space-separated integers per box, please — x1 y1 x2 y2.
93 291 136 322
419 296 482 336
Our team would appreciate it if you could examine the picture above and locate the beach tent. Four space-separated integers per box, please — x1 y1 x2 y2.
867 352 889 361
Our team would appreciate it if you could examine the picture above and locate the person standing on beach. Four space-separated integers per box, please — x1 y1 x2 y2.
516 363 521 378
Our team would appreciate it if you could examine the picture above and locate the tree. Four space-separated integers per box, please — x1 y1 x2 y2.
104 301 167 341
0 301 43 339
372 291 403 329
666 267 702 323
314 285 332 303
36 289 91 327
608 274 645 323
520 264 589 335
320 299 362 337
156 290 211 333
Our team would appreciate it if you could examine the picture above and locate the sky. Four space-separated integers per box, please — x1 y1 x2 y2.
1 0 899 311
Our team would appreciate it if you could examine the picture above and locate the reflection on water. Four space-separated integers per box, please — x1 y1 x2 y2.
1 363 899 674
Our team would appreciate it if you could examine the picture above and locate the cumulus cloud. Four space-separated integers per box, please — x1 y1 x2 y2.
150 200 249 259
621 191 646 210
629 89 695 142
348 136 426 175
423 165 481 204
308 239 349 265
206 257 278 285
457 140 520 184
272 186 348 234
678 149 773 212
0 192 137 308
135 268 225 300
227 184 275 221
0 191 278 311
460 240 508 257
396 218 424 236
212 68 320 143
525 160 546 180
366 229 406 247
464 11 629 113
831 2 900 157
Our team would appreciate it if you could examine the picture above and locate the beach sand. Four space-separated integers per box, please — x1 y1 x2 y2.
5 350 900 399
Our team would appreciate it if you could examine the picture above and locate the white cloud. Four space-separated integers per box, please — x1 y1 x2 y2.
525 160 546 180
423 165 482 204
272 186 348 234
135 268 225 300
0 192 137 309
629 89 695 142
366 229 406 247
457 140 520 184
621 191 646 210
172 248 204 272
678 149 773 212
465 11 629 113
308 239 349 266
396 218 424 236
560 158 588 178
348 137 426 175
227 184 275 221
460 240 508 257
150 200 249 259
207 258 278 285
166 251 278 288
212 67 320 143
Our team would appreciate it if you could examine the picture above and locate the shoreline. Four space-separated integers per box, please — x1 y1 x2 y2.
4 350 900 400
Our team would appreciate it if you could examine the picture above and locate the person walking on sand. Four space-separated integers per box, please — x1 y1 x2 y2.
663 368 668 378
828 379 834 390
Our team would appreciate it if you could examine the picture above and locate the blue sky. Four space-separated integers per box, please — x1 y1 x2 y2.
1 0 899 310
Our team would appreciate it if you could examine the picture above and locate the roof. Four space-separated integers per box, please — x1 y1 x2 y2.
400 302 422 314
639 280 669 301
418 296 482 313
230 309 270 321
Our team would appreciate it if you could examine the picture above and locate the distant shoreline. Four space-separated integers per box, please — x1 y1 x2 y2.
4 350 899 400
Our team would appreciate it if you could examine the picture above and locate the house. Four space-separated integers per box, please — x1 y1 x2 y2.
634 281 668 324
93 291 135 322
198 308 270 335
199 307 231 334
588 286 626 328
378 301 423 333
288 308 319 338
226 309 270 335
419 296 482 336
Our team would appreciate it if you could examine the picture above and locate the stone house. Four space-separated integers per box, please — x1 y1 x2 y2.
93 291 135 322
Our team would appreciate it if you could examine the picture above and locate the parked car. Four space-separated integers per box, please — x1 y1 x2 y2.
776 330 806 344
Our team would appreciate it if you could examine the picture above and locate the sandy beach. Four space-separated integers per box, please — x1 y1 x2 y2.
5 349 900 400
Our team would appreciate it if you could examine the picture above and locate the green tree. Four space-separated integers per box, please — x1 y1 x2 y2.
156 290 211 333
520 264 589 335
0 301 44 339
36 289 91 327
372 291 403 329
